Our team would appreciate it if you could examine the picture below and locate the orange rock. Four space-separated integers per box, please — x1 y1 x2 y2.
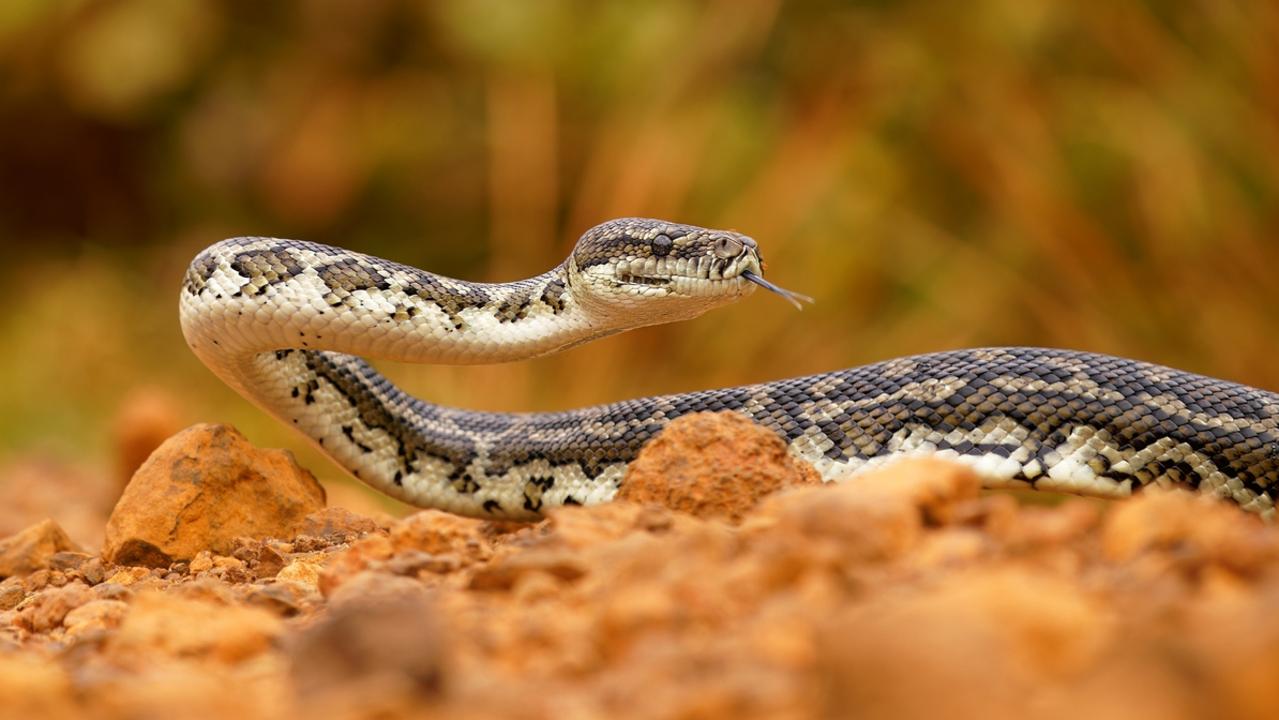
103 566 152 587
188 552 215 574
750 458 981 562
301 506 383 541
0 655 77 720
619 411 820 523
839 456 985 525
230 540 287 580
103 424 326 567
543 502 707 550
11 416 1279 718
14 581 93 633
0 519 82 579
291 572 447 704
320 479 406 522
817 569 1109 719
277 557 327 591
388 510 495 557
1181 580 1279 719
319 510 499 596
319 534 394 598
106 590 282 664
62 598 129 641
469 548 588 592
1101 489 1278 576
0 578 23 610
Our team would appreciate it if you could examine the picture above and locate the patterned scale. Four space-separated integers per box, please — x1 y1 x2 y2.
180 221 1279 520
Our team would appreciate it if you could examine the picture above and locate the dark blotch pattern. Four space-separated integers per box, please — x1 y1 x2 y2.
189 237 574 328
572 218 704 270
230 247 304 297
285 347 1279 517
540 278 568 314
188 238 1279 517
317 259 392 296
184 251 219 296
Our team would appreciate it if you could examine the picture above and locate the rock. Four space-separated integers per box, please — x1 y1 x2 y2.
544 502 705 550
619 411 821 523
749 458 981 562
244 583 313 617
189 551 214 574
104 567 152 587
47 551 92 573
103 424 326 567
14 581 94 633
231 540 287 580
817 569 1108 719
62 598 129 641
468 549 588 592
0 654 77 719
319 510 495 596
20 569 54 593
79 557 105 586
995 499 1101 550
277 557 327 590
389 510 494 557
0 519 83 579
106 590 282 663
290 572 447 701
211 554 253 583
10 417 1279 718
1101 489 1277 576
321 479 405 523
0 577 24 611
214 555 245 572
319 535 393 597
91 583 133 602
301 506 382 542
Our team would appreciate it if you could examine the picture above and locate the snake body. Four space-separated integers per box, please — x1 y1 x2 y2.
181 218 1279 519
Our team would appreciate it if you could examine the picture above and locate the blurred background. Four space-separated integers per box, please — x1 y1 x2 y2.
2 0 1278 531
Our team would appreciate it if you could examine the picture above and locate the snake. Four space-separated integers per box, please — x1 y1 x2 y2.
180 217 1279 520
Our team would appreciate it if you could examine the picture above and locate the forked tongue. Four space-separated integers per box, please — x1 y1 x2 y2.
740 270 814 310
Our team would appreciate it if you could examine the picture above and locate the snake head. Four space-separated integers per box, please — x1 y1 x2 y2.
568 218 811 324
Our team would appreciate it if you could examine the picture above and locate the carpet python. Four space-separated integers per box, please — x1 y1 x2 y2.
181 218 1279 520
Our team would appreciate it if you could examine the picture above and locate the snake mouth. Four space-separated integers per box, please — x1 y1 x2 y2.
617 272 673 288
611 251 812 309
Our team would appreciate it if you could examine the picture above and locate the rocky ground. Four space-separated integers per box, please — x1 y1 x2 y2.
3 412 1279 720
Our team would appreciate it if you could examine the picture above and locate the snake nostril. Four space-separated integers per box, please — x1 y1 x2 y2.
713 236 744 259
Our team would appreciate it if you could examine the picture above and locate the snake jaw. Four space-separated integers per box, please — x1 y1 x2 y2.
569 220 811 326
586 233 810 316
617 272 672 288
615 250 813 310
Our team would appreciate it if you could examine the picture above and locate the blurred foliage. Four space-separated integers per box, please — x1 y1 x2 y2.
2 0 1279 498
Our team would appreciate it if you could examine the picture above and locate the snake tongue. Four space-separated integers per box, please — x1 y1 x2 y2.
740 270 814 310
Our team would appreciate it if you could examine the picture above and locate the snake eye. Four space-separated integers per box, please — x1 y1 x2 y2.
652 234 672 257
713 236 743 259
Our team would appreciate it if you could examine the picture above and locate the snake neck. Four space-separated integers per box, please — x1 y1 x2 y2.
179 238 632 370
